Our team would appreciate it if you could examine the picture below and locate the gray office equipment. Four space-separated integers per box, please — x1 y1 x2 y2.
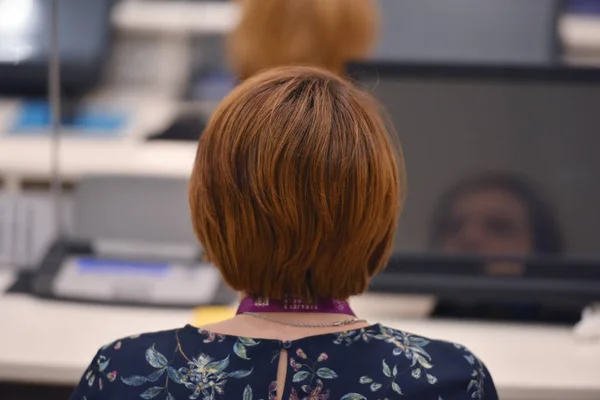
0 192 72 267
31 175 233 307
21 1 229 307
73 175 198 249
52 256 222 306
374 0 562 65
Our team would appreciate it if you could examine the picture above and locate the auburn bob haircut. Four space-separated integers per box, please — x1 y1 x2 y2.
228 0 379 80
189 67 404 301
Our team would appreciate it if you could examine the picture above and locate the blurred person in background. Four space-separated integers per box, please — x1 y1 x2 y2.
228 0 379 80
430 172 564 256
70 67 497 400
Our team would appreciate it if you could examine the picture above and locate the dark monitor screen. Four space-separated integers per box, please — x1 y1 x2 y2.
185 35 236 102
0 0 111 95
349 63 600 260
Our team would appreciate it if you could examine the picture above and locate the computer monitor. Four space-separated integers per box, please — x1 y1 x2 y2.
349 62 600 307
186 35 236 102
374 0 561 65
0 0 112 95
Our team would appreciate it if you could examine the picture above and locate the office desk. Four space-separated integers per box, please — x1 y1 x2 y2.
0 270 191 386
0 97 185 187
1 271 599 400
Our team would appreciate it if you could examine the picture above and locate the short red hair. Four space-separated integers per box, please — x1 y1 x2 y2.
189 67 404 301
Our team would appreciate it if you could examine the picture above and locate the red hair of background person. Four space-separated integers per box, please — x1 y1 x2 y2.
228 0 379 80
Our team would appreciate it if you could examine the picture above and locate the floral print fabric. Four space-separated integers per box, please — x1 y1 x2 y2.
71 324 497 400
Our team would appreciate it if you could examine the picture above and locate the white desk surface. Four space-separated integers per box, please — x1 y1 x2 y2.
1 271 599 400
0 98 195 183
0 137 196 180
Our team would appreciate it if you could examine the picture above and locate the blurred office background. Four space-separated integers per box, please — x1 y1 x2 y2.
1 1 600 400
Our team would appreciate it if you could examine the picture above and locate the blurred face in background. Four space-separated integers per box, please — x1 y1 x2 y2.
438 187 534 255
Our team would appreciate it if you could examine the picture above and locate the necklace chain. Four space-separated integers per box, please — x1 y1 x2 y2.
242 312 367 328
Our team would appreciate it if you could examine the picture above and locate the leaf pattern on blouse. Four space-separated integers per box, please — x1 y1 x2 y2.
356 359 404 397
288 348 338 400
71 324 497 400
332 325 438 388
81 341 121 392
453 343 488 400
119 335 253 400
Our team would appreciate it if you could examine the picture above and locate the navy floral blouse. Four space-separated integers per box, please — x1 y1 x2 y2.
70 324 497 400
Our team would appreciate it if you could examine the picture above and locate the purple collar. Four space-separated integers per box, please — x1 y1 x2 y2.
236 297 356 316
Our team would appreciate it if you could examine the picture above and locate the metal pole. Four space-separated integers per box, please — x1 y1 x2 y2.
49 0 64 237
